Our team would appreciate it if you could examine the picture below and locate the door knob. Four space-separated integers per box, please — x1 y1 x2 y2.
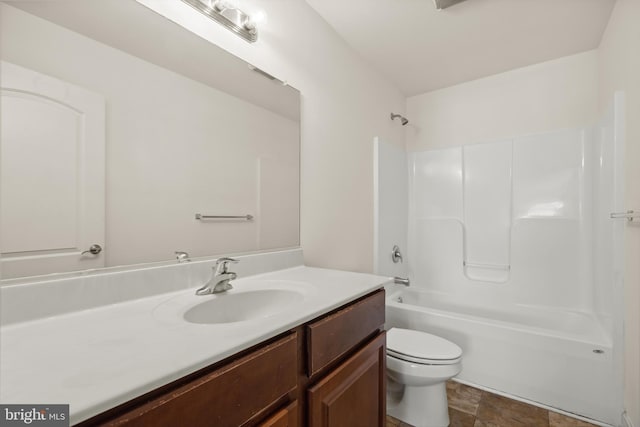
82 244 102 255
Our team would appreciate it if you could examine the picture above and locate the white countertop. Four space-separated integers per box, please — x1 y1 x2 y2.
0 266 390 425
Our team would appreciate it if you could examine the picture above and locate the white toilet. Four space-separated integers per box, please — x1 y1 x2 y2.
386 327 463 427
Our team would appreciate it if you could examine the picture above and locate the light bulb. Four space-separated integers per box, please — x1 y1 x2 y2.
210 0 225 11
243 10 266 32
250 10 267 25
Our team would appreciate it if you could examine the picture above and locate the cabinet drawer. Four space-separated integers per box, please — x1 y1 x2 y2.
104 333 297 427
307 290 385 377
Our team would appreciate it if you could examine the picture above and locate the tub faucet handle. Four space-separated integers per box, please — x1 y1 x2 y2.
391 245 403 263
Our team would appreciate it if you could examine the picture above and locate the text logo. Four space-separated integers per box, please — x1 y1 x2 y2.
0 405 69 427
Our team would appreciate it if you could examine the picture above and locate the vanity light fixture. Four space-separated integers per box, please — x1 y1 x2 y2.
181 0 260 43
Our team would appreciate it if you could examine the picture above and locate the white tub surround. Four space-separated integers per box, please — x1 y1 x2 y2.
376 94 625 425
0 249 391 425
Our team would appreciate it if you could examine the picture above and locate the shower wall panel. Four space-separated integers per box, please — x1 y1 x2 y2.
409 127 598 313
408 148 463 292
511 129 592 310
512 129 584 220
463 141 512 282
411 148 463 220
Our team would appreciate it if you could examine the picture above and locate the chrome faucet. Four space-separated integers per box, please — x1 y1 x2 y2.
196 257 238 295
394 276 410 286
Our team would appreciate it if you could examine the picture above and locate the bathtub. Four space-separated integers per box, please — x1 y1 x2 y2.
385 288 620 426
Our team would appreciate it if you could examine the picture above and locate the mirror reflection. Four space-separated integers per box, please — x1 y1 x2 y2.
0 1 300 280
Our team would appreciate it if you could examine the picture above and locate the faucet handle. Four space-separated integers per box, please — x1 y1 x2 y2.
391 245 403 263
215 257 238 274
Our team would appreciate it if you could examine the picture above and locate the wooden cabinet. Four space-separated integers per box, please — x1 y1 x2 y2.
305 290 386 427
308 332 386 427
258 402 298 427
78 290 385 427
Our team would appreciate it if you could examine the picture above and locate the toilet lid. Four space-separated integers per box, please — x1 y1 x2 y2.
387 328 462 363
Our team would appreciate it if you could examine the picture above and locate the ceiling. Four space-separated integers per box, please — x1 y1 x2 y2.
305 0 616 96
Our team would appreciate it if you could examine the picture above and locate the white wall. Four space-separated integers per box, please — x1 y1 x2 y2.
406 51 599 151
1 4 299 268
598 1 640 425
138 0 407 274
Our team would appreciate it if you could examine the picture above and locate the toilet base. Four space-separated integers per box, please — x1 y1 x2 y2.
387 379 450 427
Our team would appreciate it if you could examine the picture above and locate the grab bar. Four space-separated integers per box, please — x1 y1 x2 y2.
610 210 638 222
195 214 254 221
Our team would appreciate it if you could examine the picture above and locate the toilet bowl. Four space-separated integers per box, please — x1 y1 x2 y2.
386 328 463 427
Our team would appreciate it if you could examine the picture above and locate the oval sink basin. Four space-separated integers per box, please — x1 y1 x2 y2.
183 289 304 324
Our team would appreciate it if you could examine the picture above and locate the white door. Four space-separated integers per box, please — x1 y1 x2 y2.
1 61 105 279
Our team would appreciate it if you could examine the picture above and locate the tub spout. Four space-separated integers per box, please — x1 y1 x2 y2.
394 277 410 286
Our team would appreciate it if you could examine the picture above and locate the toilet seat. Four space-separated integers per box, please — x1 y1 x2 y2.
387 328 462 365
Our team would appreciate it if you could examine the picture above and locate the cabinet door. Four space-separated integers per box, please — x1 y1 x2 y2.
258 401 298 427
308 332 386 427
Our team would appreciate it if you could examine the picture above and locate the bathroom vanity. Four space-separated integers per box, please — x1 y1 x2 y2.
0 253 390 427
77 290 386 427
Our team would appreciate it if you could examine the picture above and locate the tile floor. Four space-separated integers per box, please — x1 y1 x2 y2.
386 381 599 427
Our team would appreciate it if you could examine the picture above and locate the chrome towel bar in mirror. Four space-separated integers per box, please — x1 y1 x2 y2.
195 214 254 221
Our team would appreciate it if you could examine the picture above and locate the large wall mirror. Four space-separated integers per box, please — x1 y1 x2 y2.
0 1 300 281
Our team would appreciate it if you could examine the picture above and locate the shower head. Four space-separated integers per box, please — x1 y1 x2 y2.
390 113 409 126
